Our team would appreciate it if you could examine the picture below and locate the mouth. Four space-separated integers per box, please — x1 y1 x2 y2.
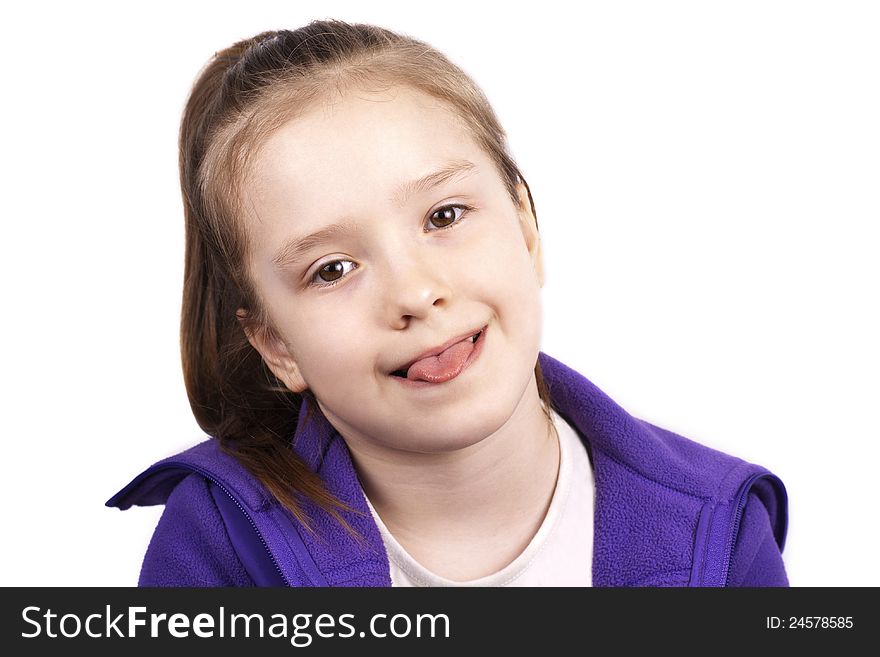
389 325 487 383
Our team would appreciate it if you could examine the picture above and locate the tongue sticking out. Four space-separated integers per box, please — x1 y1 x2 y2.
406 337 475 383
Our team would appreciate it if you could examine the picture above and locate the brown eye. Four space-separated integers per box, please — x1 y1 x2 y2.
428 204 467 229
318 262 344 282
312 260 357 287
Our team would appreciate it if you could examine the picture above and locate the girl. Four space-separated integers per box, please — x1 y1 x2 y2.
108 19 789 587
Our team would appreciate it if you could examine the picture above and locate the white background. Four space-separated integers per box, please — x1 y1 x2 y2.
2 0 877 586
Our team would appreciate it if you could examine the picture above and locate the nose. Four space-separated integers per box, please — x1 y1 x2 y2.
381 247 453 329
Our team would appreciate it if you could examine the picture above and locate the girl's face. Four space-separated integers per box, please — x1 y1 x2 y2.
239 85 544 455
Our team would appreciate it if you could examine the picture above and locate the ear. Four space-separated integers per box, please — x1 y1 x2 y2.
515 182 545 288
236 309 309 393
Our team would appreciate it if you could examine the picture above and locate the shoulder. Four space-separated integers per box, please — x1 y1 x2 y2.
538 353 789 586
538 352 774 499
139 472 255 587
108 438 272 512
637 421 789 586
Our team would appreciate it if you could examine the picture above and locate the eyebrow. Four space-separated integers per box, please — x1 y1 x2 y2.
271 159 478 270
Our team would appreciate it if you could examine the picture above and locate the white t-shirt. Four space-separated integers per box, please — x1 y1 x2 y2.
362 408 594 586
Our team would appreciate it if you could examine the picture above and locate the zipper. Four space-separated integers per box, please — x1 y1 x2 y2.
209 475 290 587
721 472 765 587
148 462 290 586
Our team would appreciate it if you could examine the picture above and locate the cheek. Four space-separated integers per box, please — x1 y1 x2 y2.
482 227 543 342
258 294 362 390
470 222 541 298
292 320 369 383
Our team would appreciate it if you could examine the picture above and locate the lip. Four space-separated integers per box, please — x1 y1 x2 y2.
389 324 488 375
389 324 488 388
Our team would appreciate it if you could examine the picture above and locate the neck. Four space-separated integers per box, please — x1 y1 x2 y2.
341 376 560 579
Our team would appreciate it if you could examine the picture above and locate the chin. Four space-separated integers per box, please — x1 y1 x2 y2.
406 392 524 454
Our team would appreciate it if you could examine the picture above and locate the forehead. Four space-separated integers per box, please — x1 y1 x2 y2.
244 86 493 223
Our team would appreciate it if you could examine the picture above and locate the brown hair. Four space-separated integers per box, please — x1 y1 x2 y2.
179 19 554 538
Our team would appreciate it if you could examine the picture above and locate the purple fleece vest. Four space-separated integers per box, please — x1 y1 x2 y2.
107 352 788 587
